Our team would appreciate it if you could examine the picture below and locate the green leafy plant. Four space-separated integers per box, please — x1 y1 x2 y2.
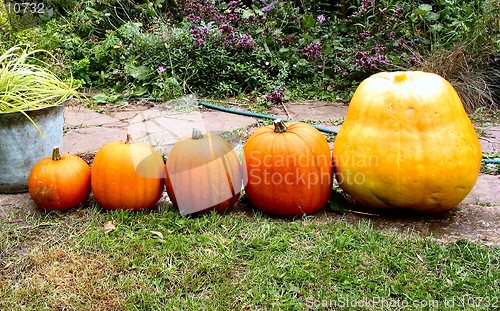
2 0 497 111
0 2 11 33
0 45 78 111
0 45 79 130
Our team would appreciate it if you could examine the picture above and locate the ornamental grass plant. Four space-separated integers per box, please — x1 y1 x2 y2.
0 45 78 114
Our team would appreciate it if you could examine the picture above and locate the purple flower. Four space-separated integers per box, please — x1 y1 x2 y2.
355 50 384 69
219 23 234 35
193 38 206 46
182 0 222 24
351 0 373 17
303 42 322 61
220 24 236 48
379 7 387 14
187 13 201 23
356 51 366 60
371 44 385 53
260 1 277 12
237 34 255 50
264 90 284 104
191 26 210 47
409 55 418 65
157 66 166 73
363 0 373 7
358 30 370 43
222 39 234 48
393 4 403 18
225 12 239 23
317 14 326 24
228 0 241 10
374 54 387 63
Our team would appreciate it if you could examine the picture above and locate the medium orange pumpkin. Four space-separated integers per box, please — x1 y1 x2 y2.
28 147 91 210
243 120 333 216
332 71 482 212
91 134 165 210
165 129 242 215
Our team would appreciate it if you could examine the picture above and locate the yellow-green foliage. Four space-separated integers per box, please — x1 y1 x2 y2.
0 45 78 113
0 2 11 32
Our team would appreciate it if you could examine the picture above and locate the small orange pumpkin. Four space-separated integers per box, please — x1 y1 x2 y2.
243 120 333 216
28 147 91 210
165 129 242 215
91 134 165 210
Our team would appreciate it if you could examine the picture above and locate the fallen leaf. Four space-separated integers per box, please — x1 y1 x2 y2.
150 230 164 240
103 220 116 234
416 253 424 263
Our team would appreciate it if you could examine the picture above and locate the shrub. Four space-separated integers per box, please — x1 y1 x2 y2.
413 0 499 112
1 0 497 108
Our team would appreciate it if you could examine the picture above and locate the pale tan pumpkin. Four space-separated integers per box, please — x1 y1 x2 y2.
165 129 242 215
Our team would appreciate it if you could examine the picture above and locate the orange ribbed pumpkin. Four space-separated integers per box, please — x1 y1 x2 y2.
28 147 91 210
91 135 164 210
332 71 482 212
243 120 332 216
165 129 241 216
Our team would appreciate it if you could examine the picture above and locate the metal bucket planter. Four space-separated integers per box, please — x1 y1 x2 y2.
0 103 65 193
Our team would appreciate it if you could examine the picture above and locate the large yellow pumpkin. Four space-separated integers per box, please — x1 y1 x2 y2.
332 71 482 212
165 129 242 216
91 135 165 210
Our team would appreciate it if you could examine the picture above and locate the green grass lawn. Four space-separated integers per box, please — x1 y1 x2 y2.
0 201 498 310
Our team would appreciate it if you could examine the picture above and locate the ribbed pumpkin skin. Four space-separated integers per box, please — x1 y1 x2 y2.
165 133 241 215
243 121 332 216
91 141 164 210
28 151 91 210
332 71 482 212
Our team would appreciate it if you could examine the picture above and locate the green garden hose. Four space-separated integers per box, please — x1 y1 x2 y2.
198 101 338 134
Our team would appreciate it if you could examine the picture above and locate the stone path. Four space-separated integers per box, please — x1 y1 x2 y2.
63 98 259 155
478 126 500 153
62 98 345 155
1 98 499 245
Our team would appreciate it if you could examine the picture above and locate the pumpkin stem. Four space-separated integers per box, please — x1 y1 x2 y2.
394 72 407 83
273 119 288 133
125 133 132 144
52 146 61 161
192 128 204 140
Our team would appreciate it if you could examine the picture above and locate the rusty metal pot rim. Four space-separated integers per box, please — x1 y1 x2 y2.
0 97 71 115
